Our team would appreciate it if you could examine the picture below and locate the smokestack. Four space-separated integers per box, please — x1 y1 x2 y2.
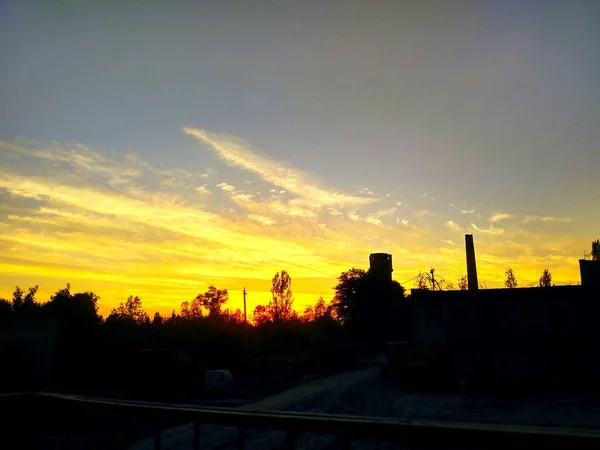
465 234 479 291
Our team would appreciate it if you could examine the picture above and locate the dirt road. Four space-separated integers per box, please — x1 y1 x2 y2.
131 366 600 450
130 367 380 450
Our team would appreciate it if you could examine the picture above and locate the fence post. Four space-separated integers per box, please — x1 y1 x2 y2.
285 431 299 450
193 420 202 450
153 423 162 450
237 427 245 450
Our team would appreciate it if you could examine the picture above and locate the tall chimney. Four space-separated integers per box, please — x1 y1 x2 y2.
465 234 479 291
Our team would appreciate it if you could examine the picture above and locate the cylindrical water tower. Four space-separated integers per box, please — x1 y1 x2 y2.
369 253 393 281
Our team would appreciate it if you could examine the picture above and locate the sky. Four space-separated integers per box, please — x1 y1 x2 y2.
1 0 599 317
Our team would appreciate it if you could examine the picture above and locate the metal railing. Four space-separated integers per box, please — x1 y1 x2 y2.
3 392 600 449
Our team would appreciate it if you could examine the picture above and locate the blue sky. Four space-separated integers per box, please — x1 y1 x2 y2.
1 0 599 314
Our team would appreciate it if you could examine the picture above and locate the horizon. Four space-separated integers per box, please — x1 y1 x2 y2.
2 0 599 317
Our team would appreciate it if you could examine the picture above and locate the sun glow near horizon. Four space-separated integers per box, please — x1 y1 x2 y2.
0 132 588 317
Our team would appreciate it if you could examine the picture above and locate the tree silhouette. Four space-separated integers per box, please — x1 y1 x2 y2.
415 272 431 290
539 269 552 288
458 275 468 291
196 285 228 317
314 297 327 319
331 268 406 345
588 239 600 260
0 298 12 323
180 301 191 319
11 285 40 316
303 305 314 322
504 268 518 289
107 295 149 324
267 270 295 324
302 297 331 323
224 308 243 324
152 312 164 325
45 284 101 327
253 304 270 326
190 297 203 318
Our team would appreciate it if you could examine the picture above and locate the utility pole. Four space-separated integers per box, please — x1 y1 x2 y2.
243 287 248 358
243 287 247 324
430 268 435 291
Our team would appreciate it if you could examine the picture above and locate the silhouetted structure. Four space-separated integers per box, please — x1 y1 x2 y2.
369 253 393 282
465 234 479 291
412 286 600 390
579 259 600 287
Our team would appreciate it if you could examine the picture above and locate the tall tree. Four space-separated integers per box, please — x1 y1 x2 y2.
267 270 295 324
180 301 191 319
107 295 149 324
539 269 552 288
504 268 518 289
197 285 228 317
331 268 406 344
314 297 327 319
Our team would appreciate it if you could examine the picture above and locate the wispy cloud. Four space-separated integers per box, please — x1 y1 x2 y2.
489 212 514 223
470 222 505 236
523 215 573 224
183 127 376 208
248 214 277 225
445 220 460 231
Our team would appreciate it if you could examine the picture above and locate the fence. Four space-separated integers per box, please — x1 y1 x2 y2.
2 392 600 449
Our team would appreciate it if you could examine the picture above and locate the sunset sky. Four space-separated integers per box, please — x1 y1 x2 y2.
1 0 599 317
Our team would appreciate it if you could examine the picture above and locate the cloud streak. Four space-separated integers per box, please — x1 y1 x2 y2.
182 127 376 208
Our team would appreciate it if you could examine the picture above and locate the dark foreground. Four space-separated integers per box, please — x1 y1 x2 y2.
4 366 600 450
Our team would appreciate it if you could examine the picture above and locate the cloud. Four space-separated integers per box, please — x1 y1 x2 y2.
460 209 475 214
364 215 383 226
183 127 376 208
470 222 505 236
489 212 571 225
248 214 277 225
216 182 236 193
523 215 572 224
194 186 211 194
445 220 460 231
489 212 514 223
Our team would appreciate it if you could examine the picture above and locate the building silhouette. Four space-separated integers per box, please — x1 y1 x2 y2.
369 253 393 282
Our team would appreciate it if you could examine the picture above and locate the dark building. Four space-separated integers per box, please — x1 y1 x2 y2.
579 259 600 288
410 234 600 389
369 253 393 281
411 286 600 388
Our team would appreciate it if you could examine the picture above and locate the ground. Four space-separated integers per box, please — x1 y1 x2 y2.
130 364 600 450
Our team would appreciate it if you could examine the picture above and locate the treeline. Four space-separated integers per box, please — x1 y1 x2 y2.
0 268 412 399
